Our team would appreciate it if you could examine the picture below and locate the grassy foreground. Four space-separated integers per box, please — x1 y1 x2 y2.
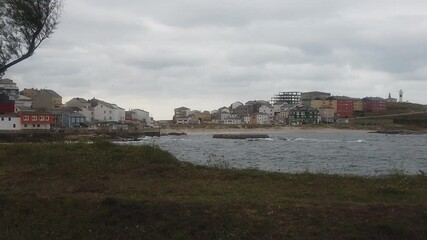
0 141 426 239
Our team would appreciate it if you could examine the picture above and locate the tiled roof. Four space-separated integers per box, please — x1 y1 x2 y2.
90 98 116 109
363 97 386 101
41 89 61 98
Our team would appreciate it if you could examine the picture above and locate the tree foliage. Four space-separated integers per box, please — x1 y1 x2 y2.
0 0 62 77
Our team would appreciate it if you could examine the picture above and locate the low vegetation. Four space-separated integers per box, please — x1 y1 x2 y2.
0 141 426 239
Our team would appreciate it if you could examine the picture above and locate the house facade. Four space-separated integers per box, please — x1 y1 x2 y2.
363 97 387 112
176 117 200 124
353 98 364 112
223 118 242 125
335 96 354 118
0 115 21 131
54 108 87 128
174 107 191 123
19 112 54 130
126 109 151 126
29 89 62 110
318 106 335 123
232 105 249 118
15 95 32 111
0 94 15 114
0 79 19 101
253 113 271 125
89 98 125 122
191 111 212 123
301 91 331 107
289 106 319 125
230 101 243 110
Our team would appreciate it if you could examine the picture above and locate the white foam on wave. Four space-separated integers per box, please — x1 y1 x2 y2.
247 138 274 141
292 138 341 143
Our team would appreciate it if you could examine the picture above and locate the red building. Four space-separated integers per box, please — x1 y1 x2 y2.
0 94 15 114
334 96 354 118
362 97 387 112
18 111 54 130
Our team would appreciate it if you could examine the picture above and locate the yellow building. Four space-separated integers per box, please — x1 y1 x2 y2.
353 99 364 112
311 97 337 113
310 98 324 110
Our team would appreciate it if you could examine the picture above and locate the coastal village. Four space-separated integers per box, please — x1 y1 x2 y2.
0 78 151 132
0 78 405 132
174 91 398 125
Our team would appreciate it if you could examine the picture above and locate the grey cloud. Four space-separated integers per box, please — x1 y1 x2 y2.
5 0 427 119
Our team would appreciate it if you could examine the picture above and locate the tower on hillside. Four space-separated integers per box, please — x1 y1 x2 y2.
399 89 403 103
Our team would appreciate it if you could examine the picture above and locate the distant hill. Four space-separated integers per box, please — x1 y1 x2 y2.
386 102 427 114
364 102 427 129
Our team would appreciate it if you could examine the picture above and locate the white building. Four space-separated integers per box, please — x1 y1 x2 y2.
230 101 243 110
66 98 125 123
90 99 125 122
14 95 32 111
174 107 191 118
273 102 294 114
0 112 53 131
243 116 251 124
175 116 199 124
0 115 21 131
65 98 92 121
218 107 231 114
258 105 273 115
254 113 271 124
223 118 242 125
128 109 152 126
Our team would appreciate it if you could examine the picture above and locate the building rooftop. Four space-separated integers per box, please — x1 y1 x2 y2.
363 97 386 101
39 89 62 98
89 98 118 109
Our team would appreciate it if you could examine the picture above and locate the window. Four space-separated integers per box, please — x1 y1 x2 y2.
37 124 41 128
23 115 29 121
1 117 3 121
109 110 112 114
104 110 106 114
24 124 27 128
33 124 36 127
109 116 112 120
8 117 11 121
71 118 75 123
13 124 16 128
46 116 49 121
39 116 45 121
32 116 37 121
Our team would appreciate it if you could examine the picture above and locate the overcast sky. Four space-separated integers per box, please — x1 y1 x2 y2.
6 0 427 119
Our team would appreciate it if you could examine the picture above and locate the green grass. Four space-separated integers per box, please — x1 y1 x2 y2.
1 141 426 239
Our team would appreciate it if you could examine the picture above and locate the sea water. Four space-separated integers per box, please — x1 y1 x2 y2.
117 131 427 176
